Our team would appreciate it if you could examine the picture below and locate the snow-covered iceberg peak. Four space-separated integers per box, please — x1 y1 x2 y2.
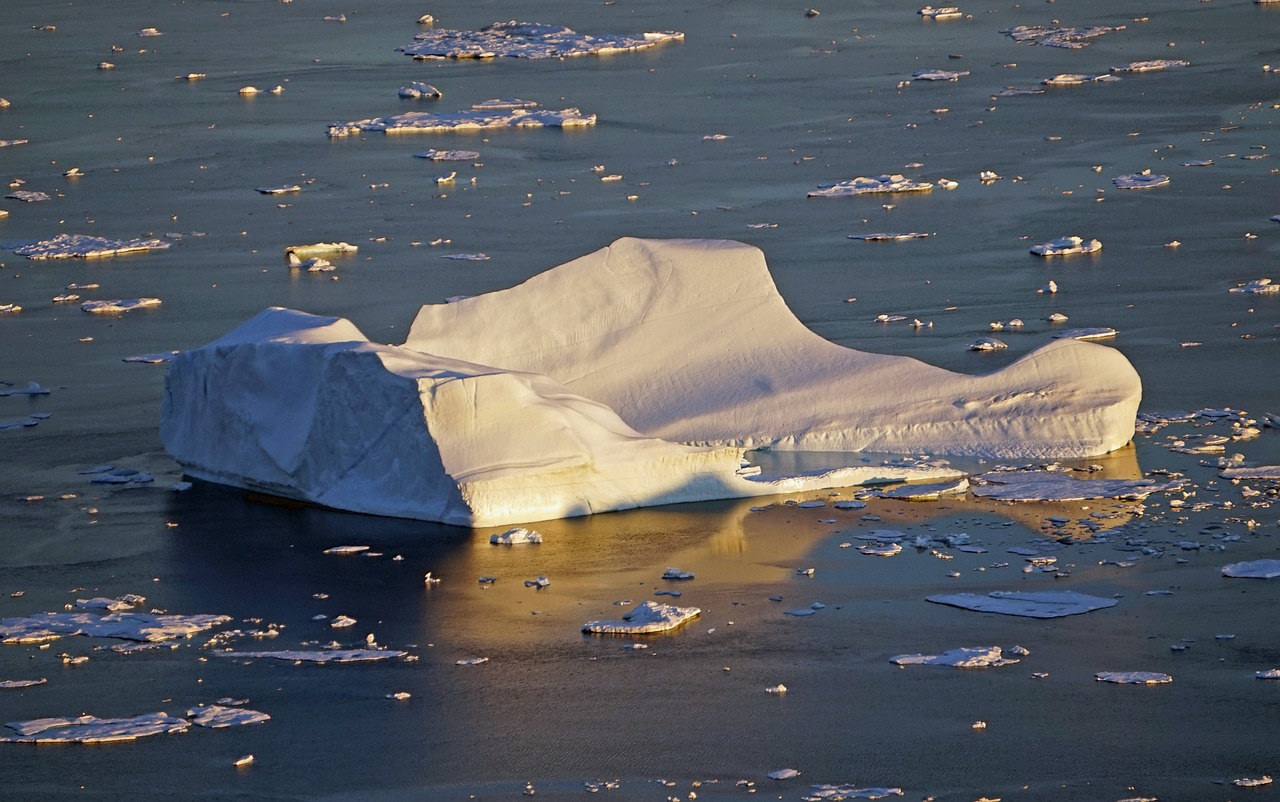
406 238 1140 459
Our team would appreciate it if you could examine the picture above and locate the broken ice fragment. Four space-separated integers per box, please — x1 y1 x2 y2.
1113 170 1169 189
6 190 50 202
1256 669 1280 680
0 612 230 643
323 545 370 555
919 6 963 19
329 616 356 628
1233 777 1273 788
441 253 490 261
1094 671 1172 684
1228 278 1278 295
399 82 441 99
1221 559 1280 579
662 567 695 581
185 705 270 728
860 543 902 557
766 684 787 694
583 601 701 634
217 649 406 663
329 106 595 137
913 69 970 81
971 471 1180 501
968 337 1007 352
256 185 300 195
1111 59 1189 73
880 478 969 501
1001 25 1123 49
809 175 934 197
490 527 543 544
80 298 161 314
13 233 171 260
0 679 47 689
398 22 683 60
1042 74 1120 86
455 657 490 666
848 232 929 241
1031 236 1101 256
891 646 1018 667
1 713 189 743
524 576 550 588
769 769 801 780
1051 327 1117 341
927 590 1118 618
414 149 480 161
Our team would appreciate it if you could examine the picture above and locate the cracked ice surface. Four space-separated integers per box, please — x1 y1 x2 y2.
2 713 189 743
329 106 595 137
926 590 1118 618
0 612 230 644
397 21 683 60
1031 236 1102 256
216 649 407 663
185 705 271 728
13 233 172 260
583 601 701 634
891 646 1019 667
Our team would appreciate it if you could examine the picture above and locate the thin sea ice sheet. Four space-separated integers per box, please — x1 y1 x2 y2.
2 713 189 743
398 21 683 60
217 649 407 663
1220 559 1280 579
890 646 1019 667
926 590 1118 618
0 612 231 644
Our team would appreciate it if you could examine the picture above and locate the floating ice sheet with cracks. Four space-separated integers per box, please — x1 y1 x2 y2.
216 649 407 663
1221 559 1280 579
397 21 683 60
891 646 1019 667
0 612 230 644
926 590 1118 618
971 471 1180 501
809 175 934 198
1 713 189 744
13 233 171 260
583 601 701 634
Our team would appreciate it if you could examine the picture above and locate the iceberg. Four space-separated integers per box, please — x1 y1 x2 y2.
162 238 1140 526
397 21 683 61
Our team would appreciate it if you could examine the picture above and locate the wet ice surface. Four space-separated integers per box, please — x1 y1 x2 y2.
329 105 596 137
926 591 1119 618
397 21 684 60
12 233 172 260
1095 671 1174 685
583 601 701 634
890 646 1019 667
80 298 162 314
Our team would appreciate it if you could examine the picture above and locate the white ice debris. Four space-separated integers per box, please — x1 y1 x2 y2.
323 545 370 555
399 82 442 99
860 543 903 557
329 616 357 628
1221 560 1280 579
768 769 802 780
185 705 270 728
256 185 300 195
455 657 490 666
397 21 684 60
918 7 962 20
848 232 929 241
1 713 189 744
1030 236 1101 256
0 679 47 689
1041 74 1120 86
1094 671 1173 685
971 470 1180 501
162 238 1140 526
6 190 50 202
0 612 229 644
490 527 543 544
809 175 934 197
913 69 970 81
81 298 162 314
1001 25 1123 49
1233 777 1273 788
1257 670 1280 680
927 590 1118 618
13 233 172 260
805 786 903 800
1220 465 1280 480
891 646 1019 667
1051 327 1117 341
1113 170 1169 189
879 478 969 501
1111 60 1189 73
583 601 701 635
285 242 357 260
217 649 406 663
330 105 596 137
968 337 1007 351
1228 278 1279 295
414 149 480 161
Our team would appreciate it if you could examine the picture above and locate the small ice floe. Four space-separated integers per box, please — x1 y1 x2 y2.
768 769 801 780
455 657 490 666
785 603 825 617
137 27 162 37
239 86 283 96
76 595 143 612
255 184 300 195
1221 465 1280 480
329 616 357 628
766 684 787 694
175 73 205 81
936 177 958 189
1038 280 1058 294
1 712 189 744
919 6 963 20
0 137 27 146
833 500 868 510
662 567 695 581
796 568 815 576
0 612 230 644
387 691 411 700
1001 25 1122 49
1256 669 1280 680
1113 170 1169 189
217 649 406 663
399 82 442 100
1233 777 1274 788
0 382 50 398
1041 73 1120 86
968 337 1007 352
1094 671 1173 685
582 601 701 635
435 172 456 184
414 149 480 161
285 242 358 260
1111 59 1189 73
1051 327 1117 341
397 21 684 61
1221 559 1280 579
124 352 179 364
926 590 1118 618
989 319 1023 331
185 705 270 728
524 576 550 588
913 69 970 81
848 232 929 241
861 543 902 557
971 470 1180 502
472 99 540 111
80 298 162 314
805 785 903 800
330 105 596 137
1030 236 1102 256
1228 278 1279 295
808 174 933 198
13 233 171 260
323 545 370 555
0 679 47 689
490 527 543 545
891 646 1019 668
879 479 969 501
441 253 490 261
5 190 49 202
288 253 334 272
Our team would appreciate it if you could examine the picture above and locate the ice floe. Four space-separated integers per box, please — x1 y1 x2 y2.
163 238 1140 525
1220 559 1280 579
490 527 543 544
1042 74 1120 86
891 646 1019 667
879 478 969 500
0 612 229 644
804 786 903 800
768 769 802 780
399 82 441 99
6 190 50 202
968 337 1007 352
1111 60 1189 73
809 175 934 197
185 705 270 728
848 232 929 241
1220 465 1280 480
0 679 47 689
217 649 406 663
971 471 1180 502
1233 777 1274 788
285 242 357 260
913 69 969 81
1113 170 1169 189
1228 278 1279 295
1051 327 1117 341
1257 670 1280 680
1031 236 1101 256
414 149 480 162
583 601 701 635
13 233 172 259
81 298 162 314
1094 671 1172 685
1 713 189 744
1001 25 1123 49
397 21 684 60
918 6 962 20
330 105 595 137
926 590 1118 618
256 184 299 195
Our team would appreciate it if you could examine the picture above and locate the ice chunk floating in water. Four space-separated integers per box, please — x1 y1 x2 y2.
583 601 701 635
890 646 1019 667
927 590 1118 618
162 238 1140 526
397 21 683 60
13 233 171 260
329 104 595 137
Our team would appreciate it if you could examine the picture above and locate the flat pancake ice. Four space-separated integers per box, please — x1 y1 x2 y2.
0 612 230 644
926 590 1118 618
491 527 543 544
1031 236 1101 256
329 106 596 137
81 298 162 314
582 601 701 635
971 471 1179 501
13 233 172 259
2 713 190 743
890 646 1019 667
1094 671 1173 685
1113 170 1169 189
397 21 683 60
217 649 407 663
186 705 270 728
163 238 1140 526
1220 559 1280 579
805 786 904 800
809 175 934 197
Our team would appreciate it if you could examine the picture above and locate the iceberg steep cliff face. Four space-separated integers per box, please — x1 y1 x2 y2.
407 238 1141 459
162 238 1140 526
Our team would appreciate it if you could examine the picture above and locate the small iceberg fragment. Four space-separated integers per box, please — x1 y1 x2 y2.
490 527 543 545
1113 170 1169 190
80 298 161 314
185 705 270 728
0 304 21 314
1 713 189 744
13 233 171 260
0 612 230 644
880 478 969 501
414 149 480 161
455 657 490 666
661 567 695 581
768 769 801 780
971 470 1180 501
890 646 1019 668
583 601 701 635
1221 559 1280 579
927 590 1118 618
1111 59 1190 73
1094 671 1173 685
6 190 50 202
329 105 596 137
979 170 1001 182
809 175 934 198
0 679 47 689
848 232 929 241
285 242 358 260
913 69 970 81
397 21 684 61
1051 327 1117 341
1228 278 1279 295
217 649 406 663
1030 236 1101 256
918 6 962 20
256 185 300 195
1233 777 1273 788
860 543 902 557
805 786 904 800
1041 73 1120 86
1001 25 1123 49
399 82 441 99
968 337 1007 352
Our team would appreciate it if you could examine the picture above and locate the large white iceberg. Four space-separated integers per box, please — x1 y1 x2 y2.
161 238 1140 526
